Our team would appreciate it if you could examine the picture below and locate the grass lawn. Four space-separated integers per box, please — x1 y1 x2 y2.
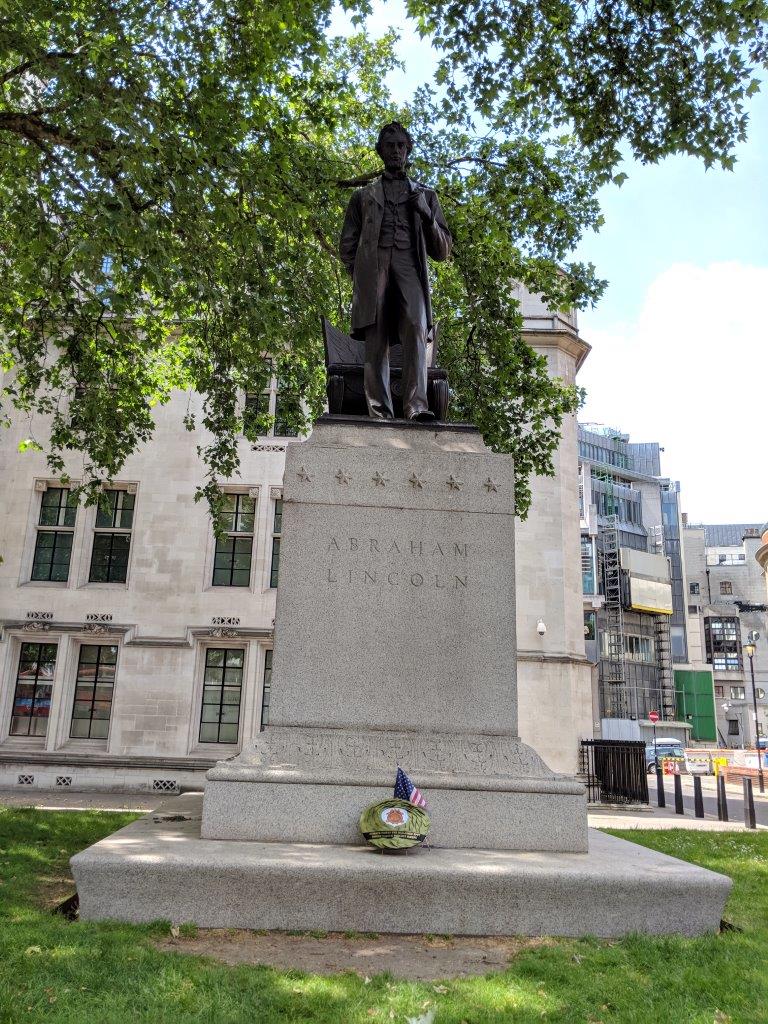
0 809 766 1024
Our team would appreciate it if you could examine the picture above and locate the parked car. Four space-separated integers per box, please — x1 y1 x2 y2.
645 738 686 773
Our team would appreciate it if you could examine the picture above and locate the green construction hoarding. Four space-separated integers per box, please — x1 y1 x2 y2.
674 669 717 742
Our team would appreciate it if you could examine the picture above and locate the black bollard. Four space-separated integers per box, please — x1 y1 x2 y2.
656 766 666 808
693 775 705 818
717 774 729 822
674 772 684 814
743 777 757 830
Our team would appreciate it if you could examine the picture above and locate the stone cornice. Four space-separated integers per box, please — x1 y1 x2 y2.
522 325 591 373
0 620 274 646
518 650 589 665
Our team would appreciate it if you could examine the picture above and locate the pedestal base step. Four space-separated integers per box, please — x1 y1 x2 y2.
71 795 731 938
201 775 588 851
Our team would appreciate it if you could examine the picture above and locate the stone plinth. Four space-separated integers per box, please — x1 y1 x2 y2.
201 417 586 852
71 416 732 938
72 795 731 938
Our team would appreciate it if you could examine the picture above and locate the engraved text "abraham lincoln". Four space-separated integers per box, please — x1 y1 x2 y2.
325 536 469 590
326 537 468 558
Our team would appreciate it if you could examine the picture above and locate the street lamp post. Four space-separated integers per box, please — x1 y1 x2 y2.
744 637 764 794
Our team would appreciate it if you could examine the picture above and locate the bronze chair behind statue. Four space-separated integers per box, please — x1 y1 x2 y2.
321 318 449 420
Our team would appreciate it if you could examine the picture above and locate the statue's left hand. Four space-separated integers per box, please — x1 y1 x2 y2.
408 188 433 222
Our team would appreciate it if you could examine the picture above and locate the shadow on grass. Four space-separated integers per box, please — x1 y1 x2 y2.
0 811 766 1023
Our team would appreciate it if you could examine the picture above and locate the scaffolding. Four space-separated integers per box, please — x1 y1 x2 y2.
654 614 677 720
647 524 677 720
598 514 628 718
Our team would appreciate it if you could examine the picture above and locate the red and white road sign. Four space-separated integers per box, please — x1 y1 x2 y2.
649 711 660 723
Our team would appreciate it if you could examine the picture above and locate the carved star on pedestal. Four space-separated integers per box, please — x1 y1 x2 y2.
408 473 425 489
483 477 498 492
372 471 389 487
446 474 462 490
297 467 312 483
335 470 351 485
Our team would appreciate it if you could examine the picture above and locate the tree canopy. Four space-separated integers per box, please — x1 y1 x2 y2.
1 0 765 517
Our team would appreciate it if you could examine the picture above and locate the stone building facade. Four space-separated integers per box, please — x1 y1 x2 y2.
683 523 767 747
0 289 593 791
578 427 698 743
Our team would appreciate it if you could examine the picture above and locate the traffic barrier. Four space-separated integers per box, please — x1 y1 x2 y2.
673 773 684 815
743 778 757 830
717 775 729 822
693 775 705 818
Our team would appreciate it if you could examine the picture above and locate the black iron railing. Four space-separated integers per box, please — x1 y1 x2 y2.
579 739 649 805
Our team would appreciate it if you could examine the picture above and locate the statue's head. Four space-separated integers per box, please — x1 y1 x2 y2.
376 121 414 172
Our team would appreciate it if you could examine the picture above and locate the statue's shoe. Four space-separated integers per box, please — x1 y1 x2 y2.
408 410 435 423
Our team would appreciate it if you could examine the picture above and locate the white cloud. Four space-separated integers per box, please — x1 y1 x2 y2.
578 262 768 523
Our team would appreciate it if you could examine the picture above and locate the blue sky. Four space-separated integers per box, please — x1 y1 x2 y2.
331 3 767 524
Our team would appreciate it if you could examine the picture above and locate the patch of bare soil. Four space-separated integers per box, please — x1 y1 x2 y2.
155 930 553 980
37 876 77 911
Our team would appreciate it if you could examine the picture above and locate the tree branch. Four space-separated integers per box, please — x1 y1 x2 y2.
0 50 82 87
0 111 156 214
334 170 381 188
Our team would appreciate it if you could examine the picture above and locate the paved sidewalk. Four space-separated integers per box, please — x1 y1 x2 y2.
587 807 767 831
588 775 768 831
0 788 157 812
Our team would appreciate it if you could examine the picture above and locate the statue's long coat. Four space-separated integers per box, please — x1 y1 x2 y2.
339 176 452 340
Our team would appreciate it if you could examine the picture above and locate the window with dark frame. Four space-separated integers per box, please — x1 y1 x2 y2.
244 359 300 438
580 535 595 594
689 582 700 595
270 498 282 588
89 489 134 583
199 647 244 743
704 616 742 672
273 382 300 438
244 357 273 434
730 686 745 700
31 487 78 581
728 719 740 736
260 649 272 730
212 493 255 587
69 644 118 739
10 642 57 737
719 581 733 595
714 685 724 698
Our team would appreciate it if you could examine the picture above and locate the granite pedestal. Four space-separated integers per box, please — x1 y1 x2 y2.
201 417 586 851
71 416 731 936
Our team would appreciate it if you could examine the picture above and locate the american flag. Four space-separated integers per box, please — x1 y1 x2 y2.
394 767 427 808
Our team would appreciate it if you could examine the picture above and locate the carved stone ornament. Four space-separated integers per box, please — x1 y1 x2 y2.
372 471 389 487
248 487 260 499
85 612 113 623
335 470 352 485
297 467 312 483
22 620 51 632
211 616 241 627
446 474 463 490
253 445 287 453
209 627 239 638
483 477 498 492
408 473 425 489
84 623 109 636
